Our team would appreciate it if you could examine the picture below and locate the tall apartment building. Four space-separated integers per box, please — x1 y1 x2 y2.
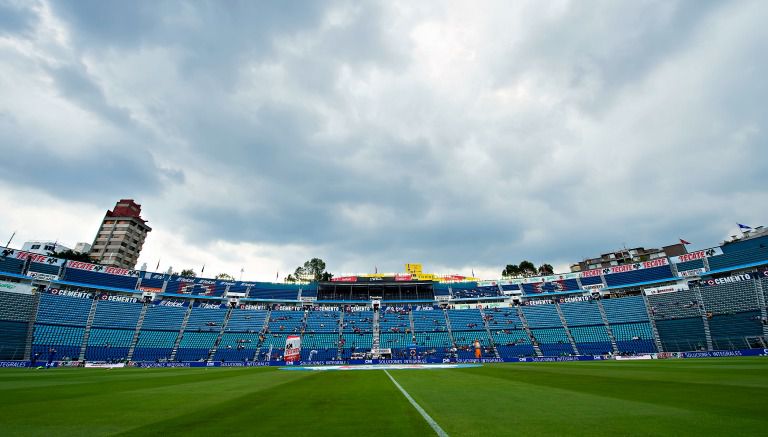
88 199 151 269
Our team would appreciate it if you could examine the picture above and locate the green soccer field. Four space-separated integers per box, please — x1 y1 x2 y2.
1 358 767 436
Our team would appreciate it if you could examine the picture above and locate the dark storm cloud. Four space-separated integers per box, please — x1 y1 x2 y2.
1 0 767 277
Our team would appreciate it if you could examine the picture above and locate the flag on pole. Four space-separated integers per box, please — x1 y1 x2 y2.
472 269 475 277
679 239 691 245
738 223 752 230
155 259 161 271
201 264 205 274
375 266 378 274
276 271 279 280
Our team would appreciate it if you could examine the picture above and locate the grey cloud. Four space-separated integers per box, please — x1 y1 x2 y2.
0 0 37 36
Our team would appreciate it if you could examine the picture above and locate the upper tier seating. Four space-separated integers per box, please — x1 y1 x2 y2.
412 309 448 332
604 265 675 287
342 310 373 332
700 280 760 314
560 300 604 326
267 310 304 333
447 309 484 331
601 296 649 323
521 305 562 328
647 289 702 320
225 309 268 333
305 310 340 333
708 246 768 271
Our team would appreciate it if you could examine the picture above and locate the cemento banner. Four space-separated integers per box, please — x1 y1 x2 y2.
0 280 33 295
284 335 301 363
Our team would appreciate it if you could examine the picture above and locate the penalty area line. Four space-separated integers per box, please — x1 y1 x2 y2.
383 369 449 437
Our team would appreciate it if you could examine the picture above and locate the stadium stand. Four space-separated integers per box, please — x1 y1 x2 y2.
85 298 142 361
132 302 187 361
0 288 35 360
32 292 92 360
601 296 657 354
559 300 613 355
2 231 768 364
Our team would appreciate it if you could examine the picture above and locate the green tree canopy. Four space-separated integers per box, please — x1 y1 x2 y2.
180 269 196 277
518 260 536 277
215 273 234 281
49 249 92 263
537 263 554 275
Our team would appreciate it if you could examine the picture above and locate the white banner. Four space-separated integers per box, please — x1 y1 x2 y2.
580 283 605 291
0 281 33 294
670 247 723 264
678 268 706 278
28 272 60 281
643 283 689 296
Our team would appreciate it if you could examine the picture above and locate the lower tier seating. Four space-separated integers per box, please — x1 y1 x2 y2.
655 317 707 352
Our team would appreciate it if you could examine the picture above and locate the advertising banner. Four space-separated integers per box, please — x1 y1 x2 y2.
678 268 706 277
0 280 33 295
66 260 139 277
670 247 723 264
284 335 301 363
643 283 690 296
699 273 754 287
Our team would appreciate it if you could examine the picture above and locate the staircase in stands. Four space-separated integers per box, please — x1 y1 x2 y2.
169 303 194 361
207 306 234 362
755 279 768 340
252 308 272 361
516 305 543 357
78 297 100 361
596 299 620 354
641 293 665 353
371 308 380 351
442 307 456 347
478 307 501 358
336 309 345 359
22 290 42 361
694 286 714 350
554 303 580 355
126 301 149 361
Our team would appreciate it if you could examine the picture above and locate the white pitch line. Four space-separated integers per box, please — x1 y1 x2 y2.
384 369 449 437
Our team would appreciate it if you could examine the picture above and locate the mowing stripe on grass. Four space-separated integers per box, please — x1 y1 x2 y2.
384 369 448 437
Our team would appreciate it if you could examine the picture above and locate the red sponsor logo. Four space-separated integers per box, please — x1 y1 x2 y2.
677 251 707 263
331 276 357 282
581 269 602 278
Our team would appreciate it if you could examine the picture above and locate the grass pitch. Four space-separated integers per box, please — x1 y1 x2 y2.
1 358 767 436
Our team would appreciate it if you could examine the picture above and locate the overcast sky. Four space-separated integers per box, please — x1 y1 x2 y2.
1 0 766 280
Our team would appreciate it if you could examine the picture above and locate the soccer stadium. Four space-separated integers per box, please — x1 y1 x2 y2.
3 1 768 435
1 230 768 435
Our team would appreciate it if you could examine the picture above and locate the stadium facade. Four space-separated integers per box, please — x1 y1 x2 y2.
0 232 767 366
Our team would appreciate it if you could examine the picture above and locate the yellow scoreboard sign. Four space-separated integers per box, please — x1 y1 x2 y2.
405 263 423 274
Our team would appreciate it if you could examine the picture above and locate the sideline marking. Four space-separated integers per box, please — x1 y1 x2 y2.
384 369 449 437
280 363 481 371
